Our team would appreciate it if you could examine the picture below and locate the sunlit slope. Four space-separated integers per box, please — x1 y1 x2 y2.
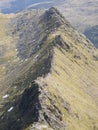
0 14 18 89
37 40 98 130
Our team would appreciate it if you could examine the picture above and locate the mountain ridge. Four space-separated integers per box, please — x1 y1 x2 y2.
0 7 98 130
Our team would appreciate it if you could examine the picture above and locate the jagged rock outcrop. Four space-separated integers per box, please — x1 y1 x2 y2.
0 7 98 130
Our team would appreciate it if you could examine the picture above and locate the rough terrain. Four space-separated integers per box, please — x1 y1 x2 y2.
0 7 98 130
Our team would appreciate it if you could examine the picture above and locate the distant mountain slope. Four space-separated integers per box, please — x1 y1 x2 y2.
58 0 98 31
1 0 56 13
84 25 98 48
1 0 98 47
1 0 98 32
0 7 98 130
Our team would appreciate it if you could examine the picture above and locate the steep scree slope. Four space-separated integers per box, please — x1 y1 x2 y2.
0 7 98 130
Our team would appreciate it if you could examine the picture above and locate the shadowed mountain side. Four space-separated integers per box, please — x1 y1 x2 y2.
0 82 41 130
84 25 98 48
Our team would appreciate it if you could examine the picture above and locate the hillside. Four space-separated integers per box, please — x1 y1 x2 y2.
0 7 98 130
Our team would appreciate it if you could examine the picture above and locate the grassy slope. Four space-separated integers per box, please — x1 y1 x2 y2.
0 14 17 90
0 14 19 118
36 29 98 130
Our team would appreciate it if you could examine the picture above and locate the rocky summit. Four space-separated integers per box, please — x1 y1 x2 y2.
0 7 98 130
